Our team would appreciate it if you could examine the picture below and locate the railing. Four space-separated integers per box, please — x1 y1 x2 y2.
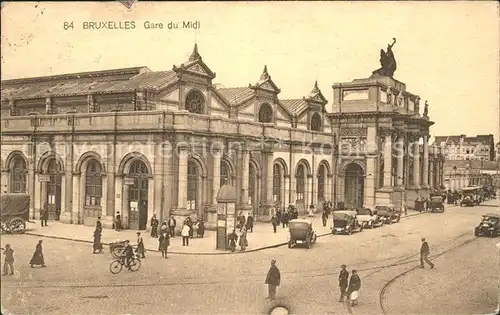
1 111 334 145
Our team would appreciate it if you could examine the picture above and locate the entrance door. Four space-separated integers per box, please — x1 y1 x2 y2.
46 159 62 220
128 160 149 230
344 163 364 209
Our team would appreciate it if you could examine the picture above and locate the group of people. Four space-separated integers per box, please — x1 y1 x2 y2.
270 205 300 232
338 265 361 305
236 212 254 232
227 226 249 252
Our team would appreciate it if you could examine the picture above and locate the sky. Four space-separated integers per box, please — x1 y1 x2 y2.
1 2 499 143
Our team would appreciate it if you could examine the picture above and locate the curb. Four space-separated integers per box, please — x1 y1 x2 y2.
22 211 426 256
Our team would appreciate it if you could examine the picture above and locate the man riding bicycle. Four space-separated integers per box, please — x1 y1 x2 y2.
120 240 134 270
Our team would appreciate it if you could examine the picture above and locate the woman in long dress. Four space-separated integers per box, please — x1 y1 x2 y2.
239 227 248 251
160 232 170 259
29 240 46 268
136 232 146 258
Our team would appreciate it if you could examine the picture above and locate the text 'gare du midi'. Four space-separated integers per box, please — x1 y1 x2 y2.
0 41 445 232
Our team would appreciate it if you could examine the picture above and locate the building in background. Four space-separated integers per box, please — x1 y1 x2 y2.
442 159 498 191
433 134 496 161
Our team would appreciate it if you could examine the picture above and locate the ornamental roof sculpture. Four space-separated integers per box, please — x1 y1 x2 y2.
372 38 397 78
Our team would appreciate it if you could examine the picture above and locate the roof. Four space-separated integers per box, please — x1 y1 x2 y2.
216 87 254 106
333 210 358 216
484 213 500 218
1 68 178 101
289 219 312 224
280 99 308 115
433 134 495 146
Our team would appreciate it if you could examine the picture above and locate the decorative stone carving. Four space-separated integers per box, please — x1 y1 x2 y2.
9 99 18 116
423 100 429 117
379 127 393 137
45 97 55 114
414 96 421 113
260 82 274 91
87 94 99 113
372 38 397 77
386 88 393 105
340 137 367 152
340 128 368 137
396 92 404 107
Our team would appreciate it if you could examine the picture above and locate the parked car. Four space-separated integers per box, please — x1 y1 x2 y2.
331 211 363 235
356 208 383 229
460 196 475 207
374 204 401 224
429 196 445 212
474 213 500 237
287 219 317 249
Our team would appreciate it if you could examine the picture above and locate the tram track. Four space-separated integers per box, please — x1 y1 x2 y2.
377 236 479 315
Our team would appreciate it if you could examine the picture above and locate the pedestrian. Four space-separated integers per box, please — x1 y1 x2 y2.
246 213 254 233
346 270 361 306
271 215 278 233
185 217 194 238
237 212 246 232
93 228 102 254
420 238 434 269
338 264 349 302
239 226 248 251
265 259 281 301
197 219 205 238
282 211 289 228
308 204 315 217
29 240 46 268
228 229 238 252
168 216 176 238
181 222 190 246
136 232 146 258
2 244 15 275
150 214 159 238
95 216 102 233
40 202 48 227
158 232 165 251
160 232 169 258
160 220 168 236
115 212 122 231
402 202 407 216
322 211 328 227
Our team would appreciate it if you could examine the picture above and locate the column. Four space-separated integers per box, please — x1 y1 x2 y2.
422 135 429 187
396 134 404 186
240 150 250 204
412 135 420 187
266 152 274 203
72 174 80 224
364 156 377 209
106 142 116 218
283 175 290 207
177 147 188 209
383 132 393 187
212 151 221 204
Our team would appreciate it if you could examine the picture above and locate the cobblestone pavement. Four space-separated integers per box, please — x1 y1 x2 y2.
1 201 495 314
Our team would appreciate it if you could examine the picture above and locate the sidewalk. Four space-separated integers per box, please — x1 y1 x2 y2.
23 210 425 255
24 215 333 255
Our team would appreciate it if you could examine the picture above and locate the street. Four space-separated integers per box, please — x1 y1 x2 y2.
1 201 498 315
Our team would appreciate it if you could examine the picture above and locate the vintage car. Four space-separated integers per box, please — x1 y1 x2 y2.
374 204 401 224
1 193 31 234
474 213 500 237
429 196 445 212
288 219 317 249
356 208 383 229
460 196 475 207
332 211 363 235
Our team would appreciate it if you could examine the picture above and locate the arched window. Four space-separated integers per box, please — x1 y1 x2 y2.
317 164 326 201
47 159 62 207
185 90 205 114
273 164 281 202
296 164 305 201
85 160 103 206
310 113 322 132
187 161 198 210
258 103 273 123
220 161 231 186
129 160 149 203
10 156 27 193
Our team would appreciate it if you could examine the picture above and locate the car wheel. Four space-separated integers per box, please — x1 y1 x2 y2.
288 241 293 248
492 231 498 238
359 225 364 232
369 221 374 229
396 215 401 223
348 229 352 235
306 241 311 249
474 229 479 237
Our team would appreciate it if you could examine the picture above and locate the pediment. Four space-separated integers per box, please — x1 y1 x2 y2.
309 91 328 104
252 78 281 94
176 59 216 79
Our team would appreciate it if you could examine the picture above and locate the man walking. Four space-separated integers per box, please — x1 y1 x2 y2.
420 238 434 269
168 215 177 238
2 244 15 275
338 264 349 302
265 259 281 300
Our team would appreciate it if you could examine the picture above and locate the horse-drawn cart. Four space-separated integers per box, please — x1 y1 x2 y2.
1 193 31 234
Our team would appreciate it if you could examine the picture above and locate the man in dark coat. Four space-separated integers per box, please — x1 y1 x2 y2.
271 215 278 233
93 224 102 254
246 213 254 233
228 229 238 252
150 214 159 238
2 244 15 275
338 264 349 302
115 212 122 231
420 238 434 269
168 215 177 238
265 259 281 300
322 211 328 227
95 216 102 233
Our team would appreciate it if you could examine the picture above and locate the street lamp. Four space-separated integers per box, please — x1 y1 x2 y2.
453 165 457 191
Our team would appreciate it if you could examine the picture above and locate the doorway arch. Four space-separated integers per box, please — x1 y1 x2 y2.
128 159 149 230
344 163 364 209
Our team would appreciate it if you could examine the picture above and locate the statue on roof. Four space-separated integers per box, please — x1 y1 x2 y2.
423 100 429 117
372 38 397 77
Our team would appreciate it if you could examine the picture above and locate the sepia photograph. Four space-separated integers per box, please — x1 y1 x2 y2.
1 1 499 315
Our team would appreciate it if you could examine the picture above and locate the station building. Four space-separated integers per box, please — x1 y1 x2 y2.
0 44 445 230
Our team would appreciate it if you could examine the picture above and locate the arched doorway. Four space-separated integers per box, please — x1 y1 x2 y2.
128 160 149 230
249 162 258 215
187 160 199 213
46 159 63 220
273 164 282 204
220 161 231 186
10 155 27 193
344 163 364 209
317 164 326 202
296 164 306 210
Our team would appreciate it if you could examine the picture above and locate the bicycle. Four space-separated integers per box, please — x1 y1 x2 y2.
109 253 141 274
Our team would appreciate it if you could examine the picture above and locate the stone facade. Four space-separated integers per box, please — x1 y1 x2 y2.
0 44 445 230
